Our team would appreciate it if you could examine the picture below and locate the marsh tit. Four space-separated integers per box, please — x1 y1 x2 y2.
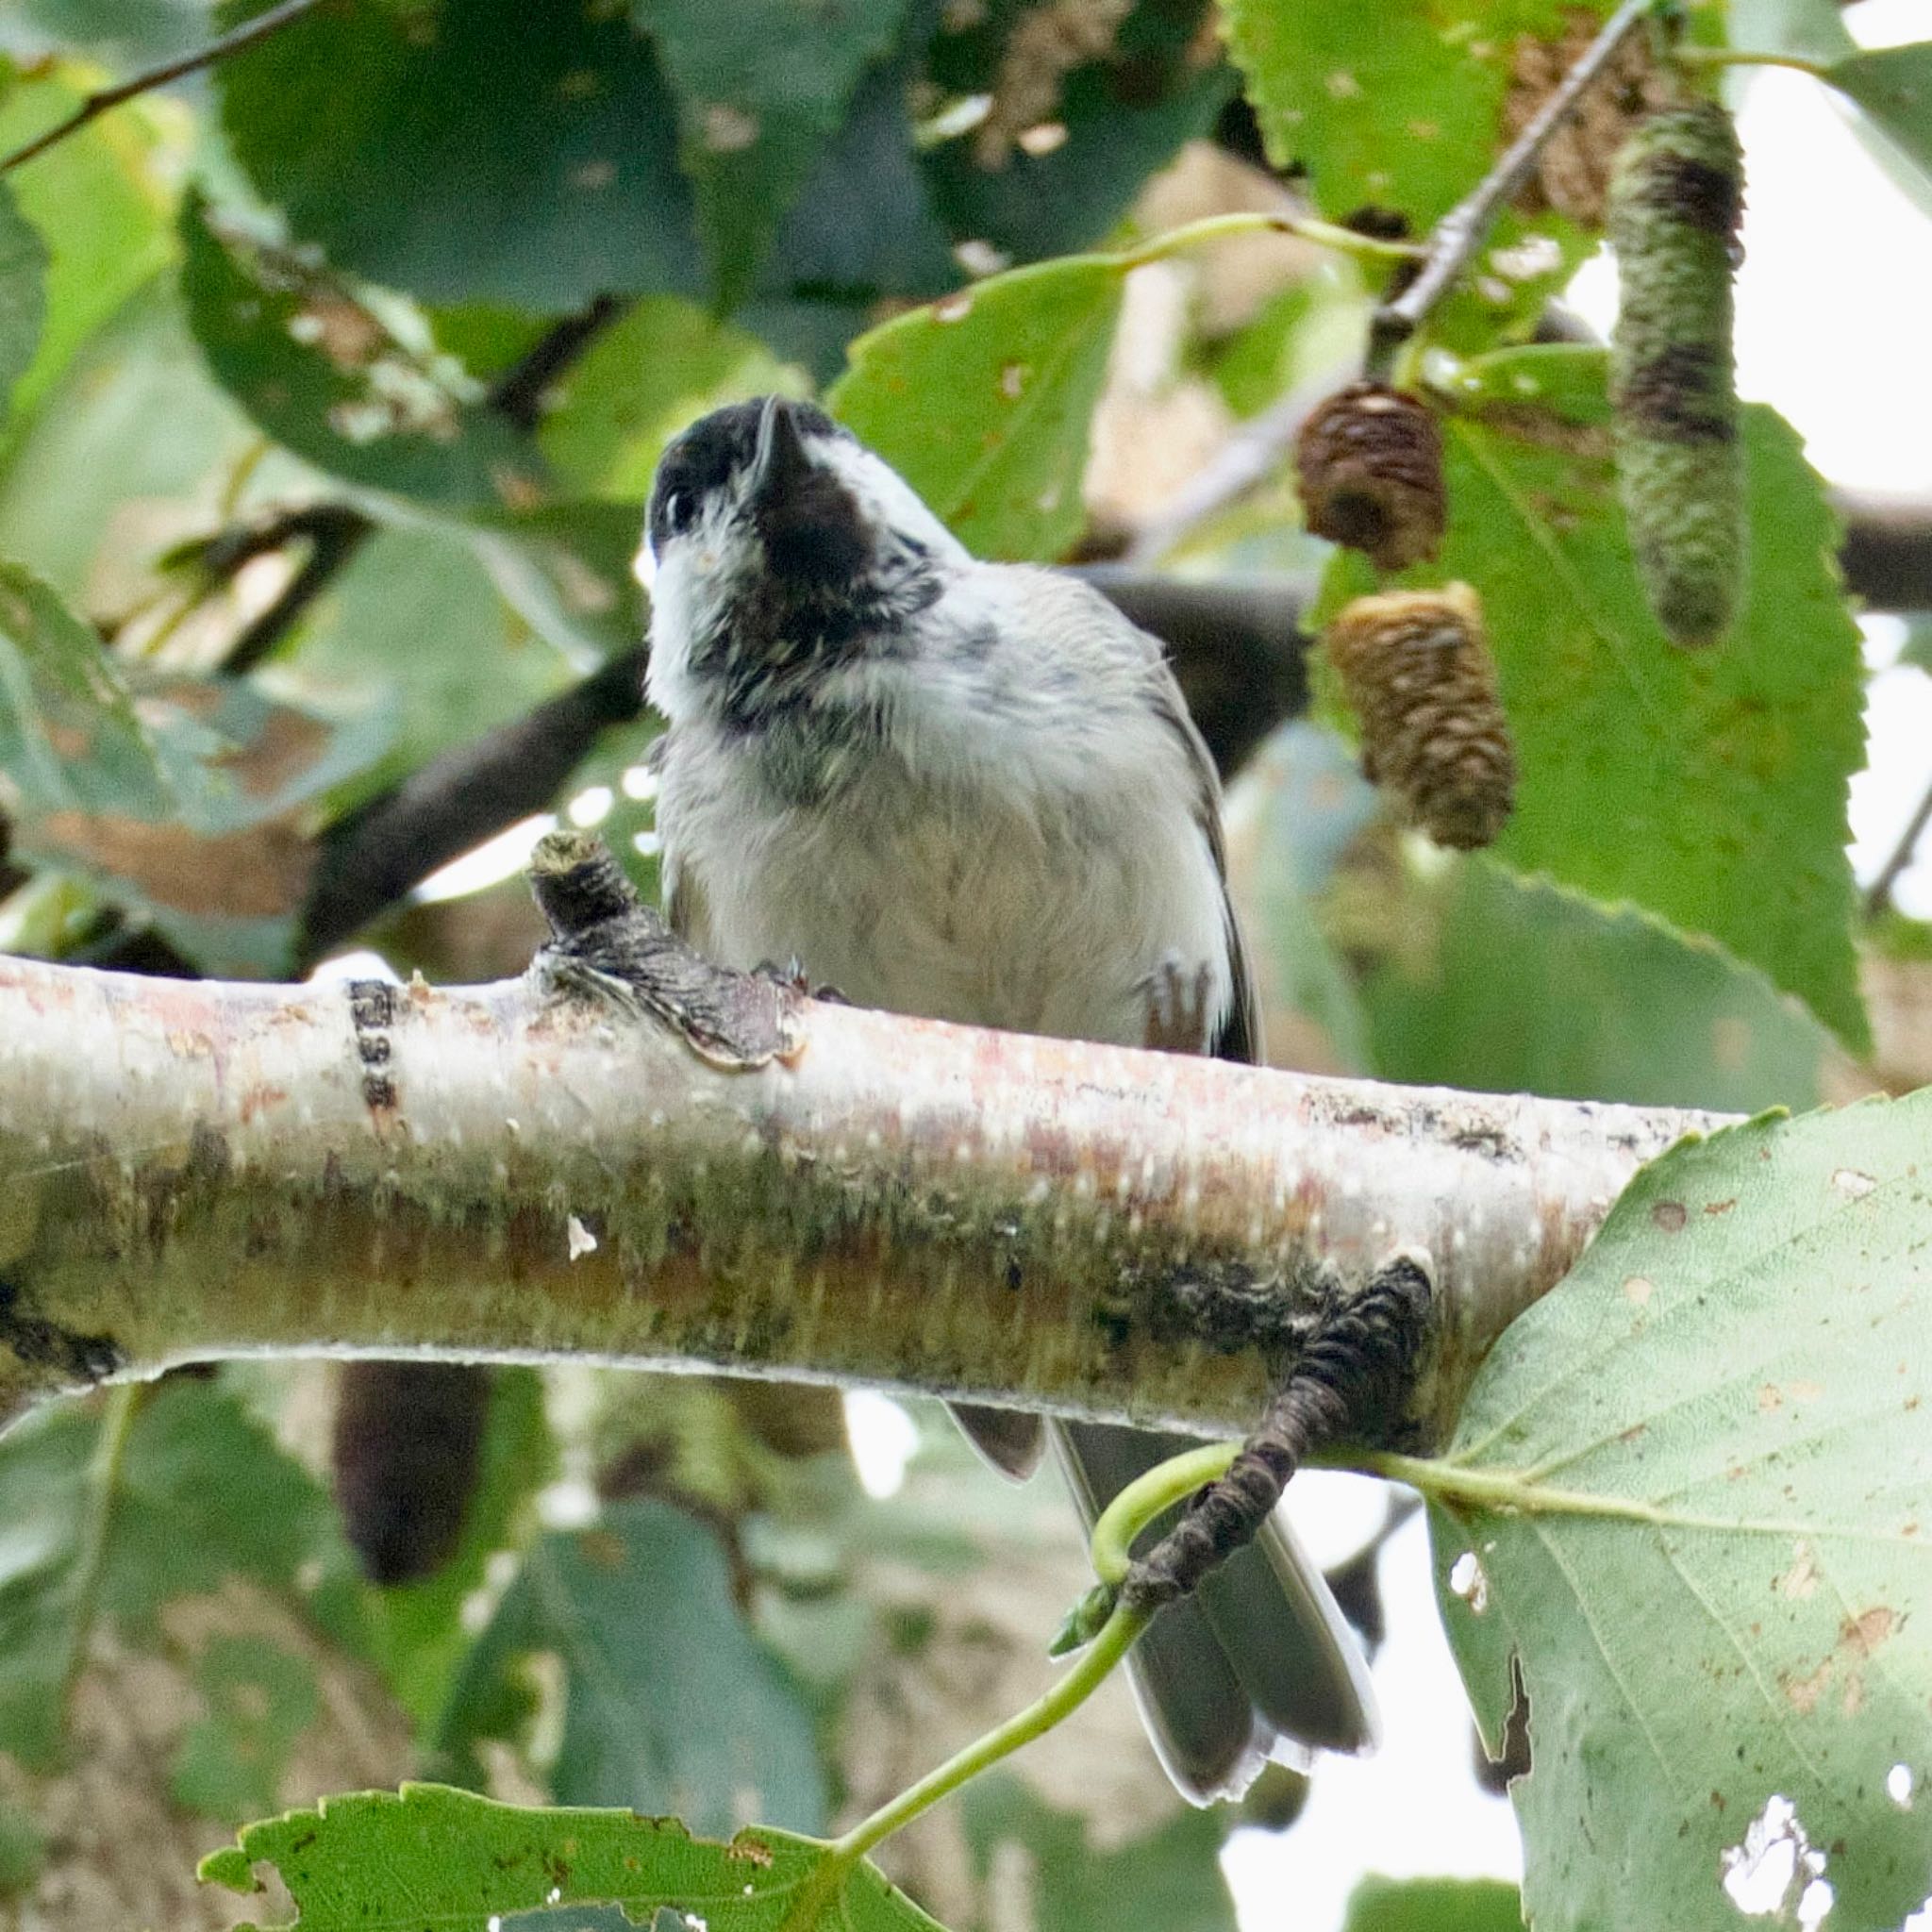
641 395 1377 1802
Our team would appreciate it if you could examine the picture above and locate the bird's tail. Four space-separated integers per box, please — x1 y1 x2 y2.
1053 1420 1380 1804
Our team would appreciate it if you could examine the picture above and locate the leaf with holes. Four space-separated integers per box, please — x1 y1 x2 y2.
1320 345 1867 1051
179 194 541 510
1409 1094 1932 1932
200 1783 945 1932
917 0 1234 268
828 254 1123 560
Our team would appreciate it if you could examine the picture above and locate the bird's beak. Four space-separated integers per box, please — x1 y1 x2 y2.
751 395 814 508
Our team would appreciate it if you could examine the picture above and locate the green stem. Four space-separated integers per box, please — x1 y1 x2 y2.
1124 209 1424 272
777 1605 1150 1932
58 1382 147 1727
778 1438 1244 1931
1674 45 1828 79
1090 1441 1236 1583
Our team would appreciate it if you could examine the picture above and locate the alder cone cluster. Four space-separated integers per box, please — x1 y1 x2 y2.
1294 382 1446 573
1324 583 1517 851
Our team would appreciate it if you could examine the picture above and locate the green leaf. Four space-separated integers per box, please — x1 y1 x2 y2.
0 558 180 823
741 47 959 377
0 179 47 422
828 254 1124 560
1330 346 1868 1050
1341 1874 1524 1932
1358 856 1828 1113
0 0 215 67
0 72 174 447
1238 721 1379 1077
1898 614 1932 676
432 1497 828 1839
1222 0 1607 230
1201 263 1369 421
273 522 576 808
458 500 651 664
1723 0 1855 65
1825 42 1932 185
538 296 791 500
0 1379 366 1770
137 668 393 835
171 1635 322 1824
634 0 912 309
364 1369 552 1730
1418 1094 1932 1932
0 557 395 968
958 1775 1239 1932
178 194 542 510
0 274 281 604
0 1799 46 1899
200 1783 944 1932
218 0 703 312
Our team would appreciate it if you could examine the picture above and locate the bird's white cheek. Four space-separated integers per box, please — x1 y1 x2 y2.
644 560 702 719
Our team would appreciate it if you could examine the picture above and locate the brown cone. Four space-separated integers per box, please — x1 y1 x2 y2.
1505 10 1674 226
1294 383 1447 573
1324 584 1517 850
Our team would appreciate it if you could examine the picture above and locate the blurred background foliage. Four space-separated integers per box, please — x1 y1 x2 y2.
0 0 1927 1924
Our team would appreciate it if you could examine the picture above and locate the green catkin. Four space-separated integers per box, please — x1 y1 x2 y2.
1607 102 1745 648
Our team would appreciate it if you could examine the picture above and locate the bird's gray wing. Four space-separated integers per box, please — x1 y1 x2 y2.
1057 637 1379 1801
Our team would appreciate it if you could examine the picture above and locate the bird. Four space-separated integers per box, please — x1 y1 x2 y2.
639 392 1378 1803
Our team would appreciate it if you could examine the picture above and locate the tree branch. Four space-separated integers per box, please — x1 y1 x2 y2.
0 0 326 175
0 946 1726 1444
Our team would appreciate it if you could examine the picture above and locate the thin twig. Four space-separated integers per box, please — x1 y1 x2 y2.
216 504 375 675
1122 371 1341 565
1366 0 1657 372
487 294 628 433
0 0 326 175
1865 770 1932 920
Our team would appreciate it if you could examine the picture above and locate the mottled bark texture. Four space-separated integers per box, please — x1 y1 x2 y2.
0 947 1727 1448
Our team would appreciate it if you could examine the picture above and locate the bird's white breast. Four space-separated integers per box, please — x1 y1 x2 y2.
659 689 1231 1047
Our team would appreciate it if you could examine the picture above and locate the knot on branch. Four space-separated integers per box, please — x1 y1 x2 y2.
1123 1256 1432 1616
528 831 807 1070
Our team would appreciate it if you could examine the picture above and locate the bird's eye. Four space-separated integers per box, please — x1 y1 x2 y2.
663 490 691 534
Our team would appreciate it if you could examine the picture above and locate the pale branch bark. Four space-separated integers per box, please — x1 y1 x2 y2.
0 949 1728 1447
